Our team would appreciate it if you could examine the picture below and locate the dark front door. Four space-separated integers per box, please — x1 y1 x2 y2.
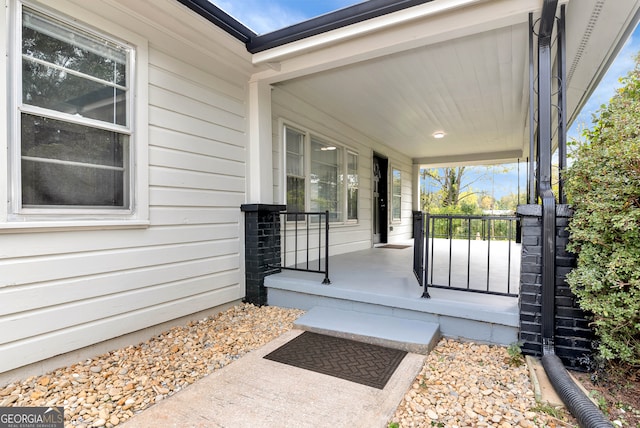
373 154 388 244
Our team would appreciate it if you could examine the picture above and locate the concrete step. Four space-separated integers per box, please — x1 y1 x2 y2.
294 306 440 354
267 275 519 346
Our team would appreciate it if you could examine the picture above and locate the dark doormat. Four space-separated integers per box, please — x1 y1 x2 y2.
378 244 411 249
264 332 407 389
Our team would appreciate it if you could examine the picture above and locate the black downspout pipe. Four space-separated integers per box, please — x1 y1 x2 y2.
536 4 612 426
538 0 557 356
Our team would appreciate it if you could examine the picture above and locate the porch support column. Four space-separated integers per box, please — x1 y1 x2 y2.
412 163 421 212
247 80 273 204
538 0 558 355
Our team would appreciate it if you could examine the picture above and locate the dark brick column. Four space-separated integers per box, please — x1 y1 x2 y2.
517 204 593 369
240 204 286 306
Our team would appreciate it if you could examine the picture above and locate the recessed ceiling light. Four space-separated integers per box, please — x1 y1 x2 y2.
433 131 446 139
321 146 337 151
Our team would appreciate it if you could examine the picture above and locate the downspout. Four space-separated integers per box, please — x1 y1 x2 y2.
537 0 556 357
536 3 612 426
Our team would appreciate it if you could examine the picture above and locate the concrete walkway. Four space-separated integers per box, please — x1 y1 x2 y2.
121 329 425 428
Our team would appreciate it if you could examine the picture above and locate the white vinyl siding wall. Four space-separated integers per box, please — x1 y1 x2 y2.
0 0 250 374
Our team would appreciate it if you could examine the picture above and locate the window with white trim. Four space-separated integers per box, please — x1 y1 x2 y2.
283 124 358 222
392 167 402 222
345 152 358 220
13 3 134 213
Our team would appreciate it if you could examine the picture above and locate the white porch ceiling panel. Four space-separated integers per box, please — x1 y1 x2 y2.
259 0 640 166
275 23 529 164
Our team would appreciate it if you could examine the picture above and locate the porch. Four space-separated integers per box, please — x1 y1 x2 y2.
264 240 520 349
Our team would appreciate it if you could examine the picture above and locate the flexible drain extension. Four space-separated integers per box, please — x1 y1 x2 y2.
541 354 612 427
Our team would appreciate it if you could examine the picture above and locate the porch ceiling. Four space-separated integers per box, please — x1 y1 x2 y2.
254 0 640 166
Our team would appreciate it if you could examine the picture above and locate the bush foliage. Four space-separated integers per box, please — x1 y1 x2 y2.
564 57 640 366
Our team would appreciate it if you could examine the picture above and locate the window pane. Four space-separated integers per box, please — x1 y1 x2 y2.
311 139 341 221
286 176 305 213
21 113 128 207
285 127 304 177
22 8 128 125
22 114 125 167
22 8 127 83
392 168 401 221
22 160 124 206
23 61 126 124
285 127 305 213
347 152 358 220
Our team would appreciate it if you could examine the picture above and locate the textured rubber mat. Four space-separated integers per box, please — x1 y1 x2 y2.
264 332 407 389
377 244 411 249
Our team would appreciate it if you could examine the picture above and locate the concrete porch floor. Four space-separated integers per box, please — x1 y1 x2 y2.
265 240 520 346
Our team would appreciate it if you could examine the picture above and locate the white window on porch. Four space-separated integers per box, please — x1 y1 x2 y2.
392 167 402 222
285 126 305 213
283 124 358 222
11 3 135 215
346 151 358 220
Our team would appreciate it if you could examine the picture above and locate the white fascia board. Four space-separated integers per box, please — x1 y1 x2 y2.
253 0 484 65
251 0 541 84
414 149 525 168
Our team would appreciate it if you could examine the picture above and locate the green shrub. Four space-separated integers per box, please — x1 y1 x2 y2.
564 55 640 366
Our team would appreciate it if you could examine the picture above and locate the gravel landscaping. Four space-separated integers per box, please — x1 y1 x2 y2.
0 304 569 427
389 339 571 427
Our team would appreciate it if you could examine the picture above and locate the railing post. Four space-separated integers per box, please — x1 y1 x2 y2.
323 210 331 284
240 204 286 306
422 212 431 298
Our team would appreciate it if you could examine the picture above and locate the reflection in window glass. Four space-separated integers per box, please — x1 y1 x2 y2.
18 7 132 209
21 114 127 207
392 168 402 221
347 152 358 220
310 138 341 222
22 8 128 125
285 127 305 213
283 124 357 223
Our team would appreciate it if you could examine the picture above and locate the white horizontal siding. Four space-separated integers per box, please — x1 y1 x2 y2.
1 271 239 344
0 224 237 260
150 188 244 208
1 237 238 287
149 107 245 147
150 127 245 163
0 286 241 374
1 255 239 315
150 146 244 177
150 207 240 226
0 0 250 373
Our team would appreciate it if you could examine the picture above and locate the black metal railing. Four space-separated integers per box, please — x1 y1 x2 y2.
273 211 330 284
414 213 520 297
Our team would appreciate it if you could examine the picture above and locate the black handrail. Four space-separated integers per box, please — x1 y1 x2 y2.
274 211 330 284
416 213 520 297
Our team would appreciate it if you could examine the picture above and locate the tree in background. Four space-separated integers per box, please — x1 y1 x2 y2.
420 165 520 214
565 55 640 367
421 167 468 209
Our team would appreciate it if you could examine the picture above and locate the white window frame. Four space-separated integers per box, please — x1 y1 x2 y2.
346 150 359 221
391 166 402 223
282 122 358 224
3 0 149 231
